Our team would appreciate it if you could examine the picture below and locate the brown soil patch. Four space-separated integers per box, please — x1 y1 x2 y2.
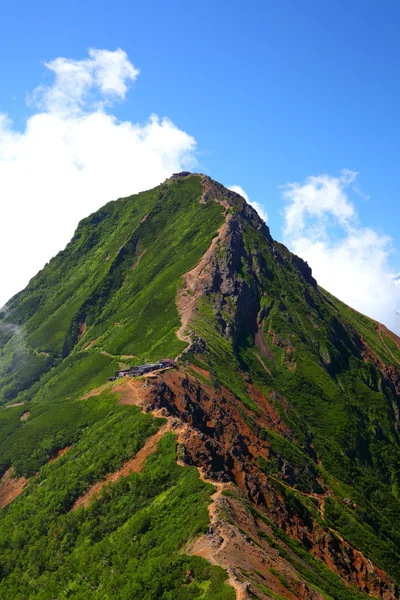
115 379 148 405
247 384 291 436
0 468 28 508
255 325 274 362
200 175 231 209
377 323 400 366
254 352 272 376
132 249 147 271
114 373 173 406
187 483 313 600
188 364 211 380
5 402 24 409
20 411 30 422
48 445 72 464
176 176 238 348
81 377 166 406
176 220 229 345
188 474 251 600
358 331 400 397
72 424 171 510
84 337 100 350
79 321 87 339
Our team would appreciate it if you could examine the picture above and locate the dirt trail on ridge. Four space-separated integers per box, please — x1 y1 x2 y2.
72 422 171 510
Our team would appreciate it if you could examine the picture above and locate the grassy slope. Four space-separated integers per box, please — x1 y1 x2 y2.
0 355 234 598
0 398 234 599
0 175 224 403
0 175 234 598
1 175 400 597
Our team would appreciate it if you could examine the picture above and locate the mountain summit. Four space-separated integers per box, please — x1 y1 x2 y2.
1 173 400 599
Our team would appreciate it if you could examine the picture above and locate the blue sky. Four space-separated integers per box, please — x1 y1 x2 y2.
0 0 399 330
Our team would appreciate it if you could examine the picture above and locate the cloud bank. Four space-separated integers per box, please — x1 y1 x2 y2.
228 185 268 223
282 170 400 334
0 49 196 308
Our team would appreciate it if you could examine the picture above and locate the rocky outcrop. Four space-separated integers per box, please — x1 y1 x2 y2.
124 369 398 600
173 176 400 598
177 177 267 352
0 468 28 508
177 176 317 359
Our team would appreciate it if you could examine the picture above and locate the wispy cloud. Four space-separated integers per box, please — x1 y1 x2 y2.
283 170 357 237
0 304 25 369
30 48 139 116
228 185 268 223
282 171 400 334
0 49 196 308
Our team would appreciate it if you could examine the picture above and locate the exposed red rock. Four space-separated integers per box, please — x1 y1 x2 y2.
48 445 72 463
0 468 28 508
78 321 87 339
123 368 398 599
72 422 171 510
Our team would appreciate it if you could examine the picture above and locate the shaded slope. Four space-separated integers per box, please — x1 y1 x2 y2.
170 177 400 597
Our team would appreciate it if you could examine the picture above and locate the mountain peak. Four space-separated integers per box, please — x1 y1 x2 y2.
1 175 400 599
169 170 193 179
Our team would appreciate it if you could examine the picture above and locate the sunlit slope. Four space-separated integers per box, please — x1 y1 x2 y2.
0 386 234 599
1 173 400 597
0 175 224 403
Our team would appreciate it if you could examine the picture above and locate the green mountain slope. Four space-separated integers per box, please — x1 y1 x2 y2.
0 173 400 599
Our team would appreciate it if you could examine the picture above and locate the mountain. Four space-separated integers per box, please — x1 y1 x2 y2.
1 172 400 599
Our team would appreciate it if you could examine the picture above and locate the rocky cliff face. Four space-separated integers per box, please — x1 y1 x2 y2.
178 176 315 352
124 360 397 599
173 174 400 598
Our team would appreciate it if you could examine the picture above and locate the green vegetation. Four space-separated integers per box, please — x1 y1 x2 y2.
256 585 289 600
191 297 261 413
0 419 234 599
258 427 322 493
0 175 224 404
0 175 235 597
183 197 400 589
1 173 400 596
0 352 118 477
269 567 295 593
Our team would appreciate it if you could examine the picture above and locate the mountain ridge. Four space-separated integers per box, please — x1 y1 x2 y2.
0 173 400 598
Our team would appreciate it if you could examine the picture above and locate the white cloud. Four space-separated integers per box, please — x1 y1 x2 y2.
30 48 139 116
283 170 357 237
0 49 196 308
229 185 268 223
282 171 400 334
